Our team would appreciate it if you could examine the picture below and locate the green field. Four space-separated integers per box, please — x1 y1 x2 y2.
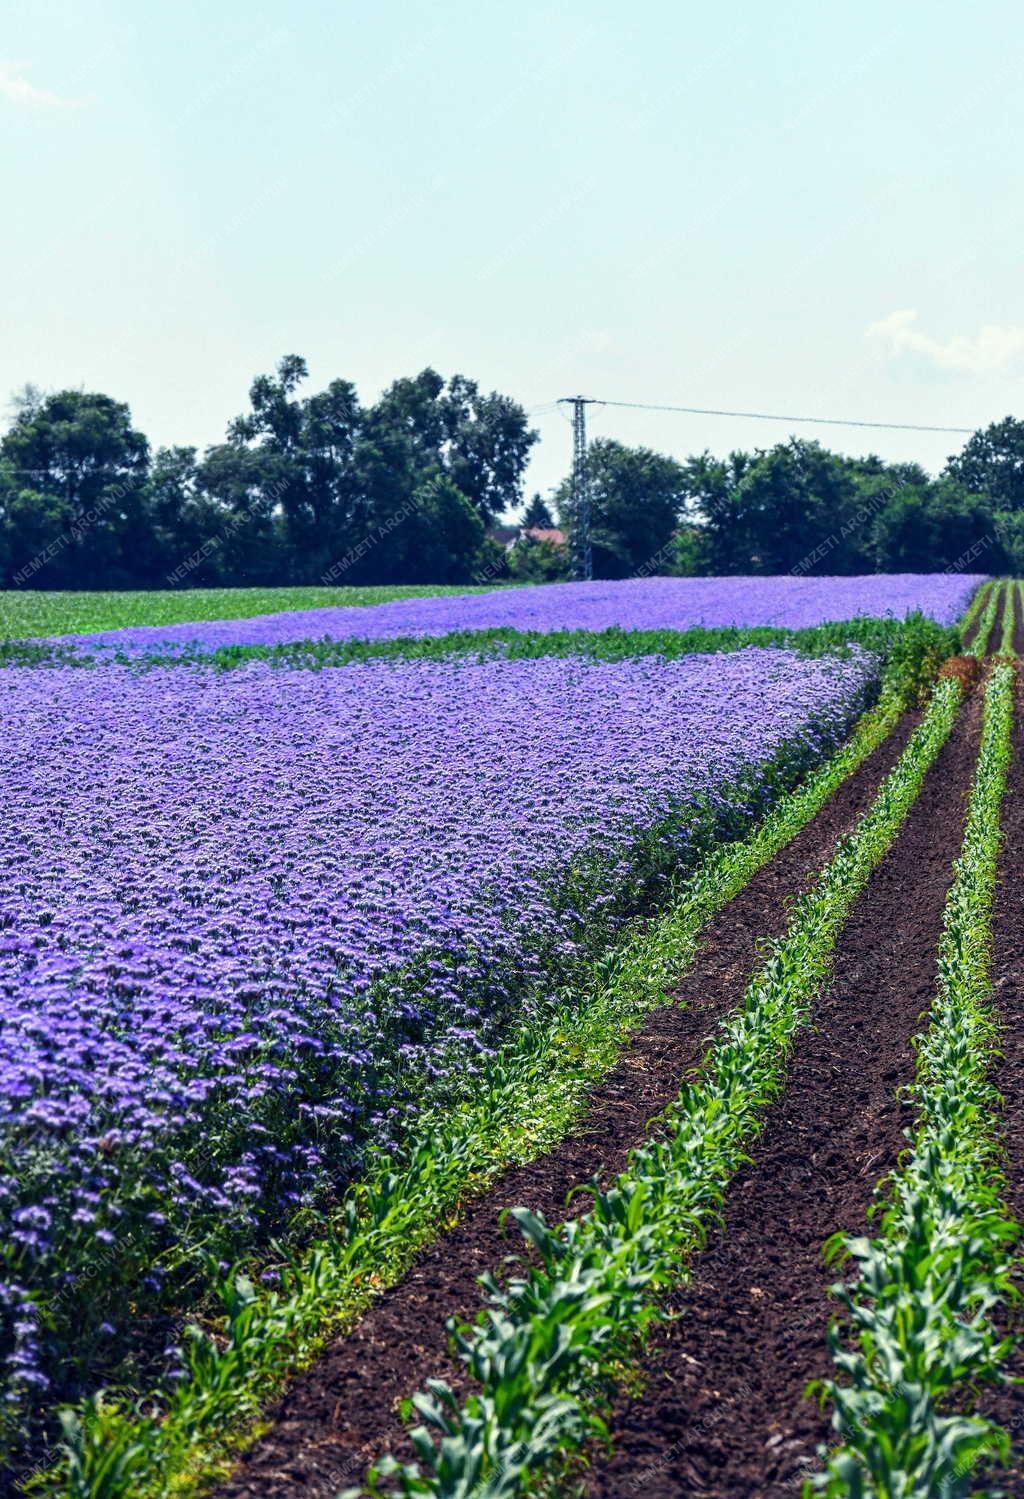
0 584 510 640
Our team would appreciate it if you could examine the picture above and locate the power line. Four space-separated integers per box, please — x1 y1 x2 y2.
570 397 975 436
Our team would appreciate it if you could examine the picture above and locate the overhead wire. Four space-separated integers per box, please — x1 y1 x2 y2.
551 396 975 436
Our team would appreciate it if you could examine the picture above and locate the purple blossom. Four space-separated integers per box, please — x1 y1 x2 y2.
0 644 880 1416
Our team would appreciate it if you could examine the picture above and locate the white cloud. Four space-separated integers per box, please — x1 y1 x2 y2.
0 61 66 108
866 308 1024 375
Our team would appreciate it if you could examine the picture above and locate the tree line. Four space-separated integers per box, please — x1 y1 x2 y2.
2 356 1022 589
0 359 535 590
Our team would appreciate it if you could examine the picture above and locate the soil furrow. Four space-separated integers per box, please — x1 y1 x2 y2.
586 694 980 1499
217 717 918 1499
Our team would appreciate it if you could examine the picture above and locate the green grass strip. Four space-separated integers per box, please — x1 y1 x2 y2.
809 661 1018 1498
331 679 962 1499
0 585 520 641
32 690 912 1497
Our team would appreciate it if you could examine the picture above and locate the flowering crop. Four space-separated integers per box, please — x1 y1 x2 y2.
0 647 875 1425
47 574 985 657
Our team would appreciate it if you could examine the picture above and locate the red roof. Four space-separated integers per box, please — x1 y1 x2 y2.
522 527 567 546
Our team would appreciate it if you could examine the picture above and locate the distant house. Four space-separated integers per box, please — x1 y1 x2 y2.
490 525 520 547
487 525 569 551
520 527 567 548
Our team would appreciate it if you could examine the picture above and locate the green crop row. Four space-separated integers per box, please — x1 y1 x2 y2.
2 616 959 718
151 613 955 676
336 679 962 1499
33 670 916 1497
1002 579 1023 655
810 661 1018 1497
967 582 1002 658
960 579 995 637
998 581 1017 655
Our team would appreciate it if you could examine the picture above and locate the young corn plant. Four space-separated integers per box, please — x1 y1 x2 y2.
810 660 1018 1499
967 583 1002 657
960 580 995 641
343 678 963 1499
998 581 1017 655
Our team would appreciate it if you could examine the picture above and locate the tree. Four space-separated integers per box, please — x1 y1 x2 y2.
147 446 238 585
682 441 905 575
521 494 554 529
675 451 753 573
726 441 858 575
392 474 486 583
508 532 570 582
369 369 537 526
443 378 537 524
0 390 150 587
871 478 1005 573
195 442 285 585
219 355 363 582
946 416 1024 512
8 364 1005 589
665 523 709 576
993 511 1024 574
554 439 687 578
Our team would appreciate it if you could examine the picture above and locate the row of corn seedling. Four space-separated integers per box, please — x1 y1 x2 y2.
959 580 995 648
39 687 912 1498
968 581 1004 658
339 677 963 1499
998 581 1018 655
810 659 1018 1498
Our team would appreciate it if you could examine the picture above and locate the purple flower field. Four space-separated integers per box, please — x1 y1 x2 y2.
0 647 876 1401
48 573 984 655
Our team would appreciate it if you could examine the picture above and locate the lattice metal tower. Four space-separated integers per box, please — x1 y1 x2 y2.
560 396 593 581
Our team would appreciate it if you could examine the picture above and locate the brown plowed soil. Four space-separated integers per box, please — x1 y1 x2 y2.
586 695 980 1499
217 718 919 1499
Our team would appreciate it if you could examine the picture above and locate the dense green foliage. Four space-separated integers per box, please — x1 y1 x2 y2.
2 363 1019 587
550 422 1024 580
0 365 536 589
672 438 1017 578
946 416 1024 514
812 660 1018 1497
551 438 686 577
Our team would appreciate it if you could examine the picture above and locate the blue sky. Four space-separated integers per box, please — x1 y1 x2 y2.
2 0 1022 502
